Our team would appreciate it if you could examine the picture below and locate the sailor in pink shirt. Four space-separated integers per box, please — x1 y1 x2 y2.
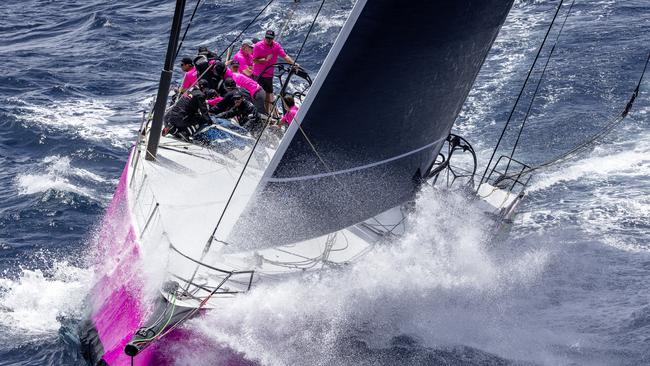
179 57 197 93
228 68 266 113
205 89 222 106
280 95 298 126
252 30 298 113
232 39 254 77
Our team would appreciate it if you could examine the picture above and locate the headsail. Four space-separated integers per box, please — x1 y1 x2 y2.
230 0 515 246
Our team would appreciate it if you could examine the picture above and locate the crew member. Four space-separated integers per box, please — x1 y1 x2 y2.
205 89 221 107
163 79 211 140
230 72 266 113
252 30 298 113
179 57 197 94
209 78 252 114
279 94 298 126
195 56 227 95
229 59 241 74
233 39 254 77
214 92 262 133
197 46 220 62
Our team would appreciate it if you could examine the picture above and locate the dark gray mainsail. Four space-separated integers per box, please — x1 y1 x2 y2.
230 0 515 246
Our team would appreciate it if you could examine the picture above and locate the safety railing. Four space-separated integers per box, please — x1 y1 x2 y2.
127 111 257 306
485 155 532 195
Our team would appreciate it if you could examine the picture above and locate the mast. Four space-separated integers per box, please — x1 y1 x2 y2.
145 0 187 161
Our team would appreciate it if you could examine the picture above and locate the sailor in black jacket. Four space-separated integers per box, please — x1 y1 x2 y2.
163 79 211 140
209 78 252 115
214 91 262 134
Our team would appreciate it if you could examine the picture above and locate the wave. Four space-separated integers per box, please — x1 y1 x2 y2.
15 155 112 203
7 97 136 149
181 187 549 366
0 260 92 335
518 130 650 251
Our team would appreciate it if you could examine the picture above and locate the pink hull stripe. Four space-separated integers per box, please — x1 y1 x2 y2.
87 153 252 365
88 155 160 365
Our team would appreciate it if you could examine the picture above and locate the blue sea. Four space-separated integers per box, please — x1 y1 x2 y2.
0 0 648 365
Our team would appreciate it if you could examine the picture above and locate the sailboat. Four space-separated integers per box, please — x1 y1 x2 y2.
79 0 522 364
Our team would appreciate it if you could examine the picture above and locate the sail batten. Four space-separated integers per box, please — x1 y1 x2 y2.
230 0 515 247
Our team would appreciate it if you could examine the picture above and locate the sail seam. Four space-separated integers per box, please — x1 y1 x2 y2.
267 136 446 182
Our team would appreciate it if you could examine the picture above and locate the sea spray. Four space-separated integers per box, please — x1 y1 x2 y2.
185 187 550 366
0 260 92 335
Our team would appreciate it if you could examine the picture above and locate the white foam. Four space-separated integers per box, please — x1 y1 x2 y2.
8 97 136 148
529 145 650 192
259 1 349 36
15 155 110 201
0 261 92 334
181 187 549 365
519 130 650 251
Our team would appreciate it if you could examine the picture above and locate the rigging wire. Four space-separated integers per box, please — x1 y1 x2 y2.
179 0 277 95
185 0 326 287
174 0 203 60
477 0 566 190
216 0 276 60
502 0 576 176
499 51 650 178
276 0 301 42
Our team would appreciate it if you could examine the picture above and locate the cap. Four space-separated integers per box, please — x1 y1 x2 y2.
231 91 243 99
181 57 193 65
242 39 254 47
264 30 275 39
230 59 240 66
224 78 236 88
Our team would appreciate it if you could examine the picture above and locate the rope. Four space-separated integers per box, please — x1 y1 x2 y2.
276 0 301 42
180 0 277 95
478 0 565 189
185 0 325 287
174 0 203 60
501 51 649 179
503 0 575 176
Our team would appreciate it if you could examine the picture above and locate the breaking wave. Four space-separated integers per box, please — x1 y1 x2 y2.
518 129 650 252
185 187 550 366
15 155 112 203
7 97 136 149
0 260 92 335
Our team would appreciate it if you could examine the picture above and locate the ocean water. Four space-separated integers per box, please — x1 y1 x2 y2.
0 0 648 365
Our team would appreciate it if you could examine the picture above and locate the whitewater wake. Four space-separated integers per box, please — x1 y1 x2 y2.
178 187 550 366
0 259 92 336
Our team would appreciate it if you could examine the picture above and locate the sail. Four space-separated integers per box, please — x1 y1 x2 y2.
229 0 514 246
